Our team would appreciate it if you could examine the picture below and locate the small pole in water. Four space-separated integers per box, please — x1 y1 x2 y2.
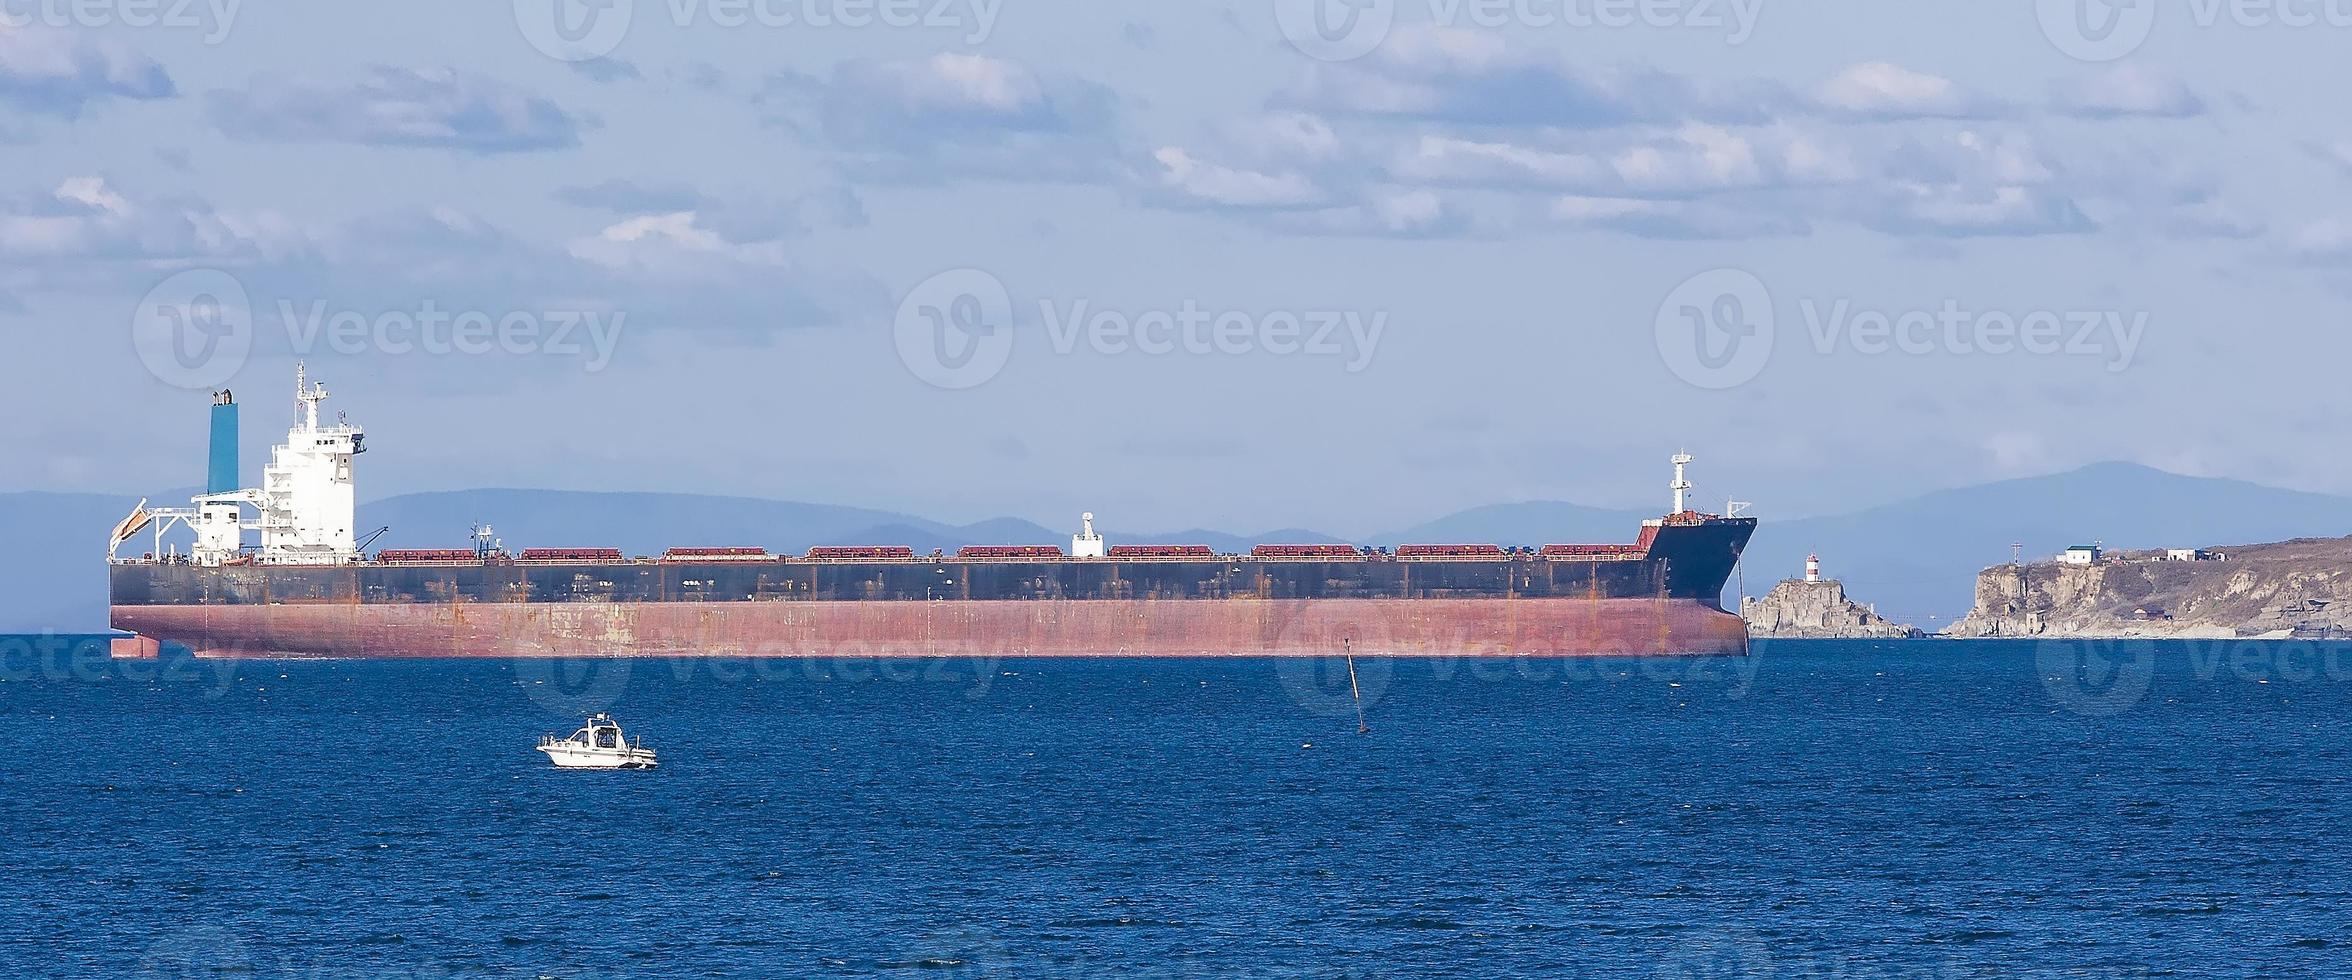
1344 637 1369 735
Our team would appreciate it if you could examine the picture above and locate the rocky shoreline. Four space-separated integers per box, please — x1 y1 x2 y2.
1741 578 1922 639
1943 537 2352 639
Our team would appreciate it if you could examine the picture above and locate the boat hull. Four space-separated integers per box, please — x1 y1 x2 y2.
111 596 1748 658
538 747 657 770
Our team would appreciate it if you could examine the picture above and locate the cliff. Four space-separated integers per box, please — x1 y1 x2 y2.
1943 537 2352 638
1741 579 1922 639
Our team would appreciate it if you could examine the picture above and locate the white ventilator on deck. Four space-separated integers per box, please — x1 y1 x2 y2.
1072 511 1106 558
108 363 367 566
1670 453 1695 513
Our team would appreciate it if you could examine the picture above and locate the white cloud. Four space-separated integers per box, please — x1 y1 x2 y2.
1813 62 1998 121
207 66 584 154
1146 148 1326 209
1278 26 1787 129
1393 125 1855 198
762 53 1120 183
0 177 299 263
2052 65 2206 119
0 23 174 115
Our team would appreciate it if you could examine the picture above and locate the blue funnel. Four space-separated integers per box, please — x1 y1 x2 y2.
207 391 237 494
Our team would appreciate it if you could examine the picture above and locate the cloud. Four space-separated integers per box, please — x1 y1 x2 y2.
1392 124 1856 197
556 179 867 241
1869 184 2094 237
1276 26 1787 128
2160 197 2263 240
0 176 301 265
1812 62 2001 121
1548 195 1809 239
1144 148 1329 209
0 23 175 116
2284 218 2352 263
2052 65 2206 119
1267 189 1477 238
569 58 642 84
762 53 1120 182
207 67 586 154
556 179 710 214
2306 137 2352 176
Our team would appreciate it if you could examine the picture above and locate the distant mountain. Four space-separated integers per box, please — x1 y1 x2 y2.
1 492 142 633
362 489 921 555
18 463 2351 638
1743 463 2352 629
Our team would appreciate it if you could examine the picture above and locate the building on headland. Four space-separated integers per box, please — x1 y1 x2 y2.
2166 548 2220 562
2060 545 2102 566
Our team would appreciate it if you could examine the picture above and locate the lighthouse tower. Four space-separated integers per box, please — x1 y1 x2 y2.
1805 553 1822 583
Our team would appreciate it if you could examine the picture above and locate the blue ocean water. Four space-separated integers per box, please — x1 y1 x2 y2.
3 637 2350 978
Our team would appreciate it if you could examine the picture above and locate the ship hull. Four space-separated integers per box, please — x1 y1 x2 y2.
110 596 1748 658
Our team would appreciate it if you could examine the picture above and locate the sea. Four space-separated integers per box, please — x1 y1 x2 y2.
2 635 2349 978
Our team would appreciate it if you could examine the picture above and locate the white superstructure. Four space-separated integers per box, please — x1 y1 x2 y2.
257 363 365 563
109 364 367 566
1072 511 1106 558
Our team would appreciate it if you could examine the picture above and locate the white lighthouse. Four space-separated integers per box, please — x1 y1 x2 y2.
1805 553 1822 583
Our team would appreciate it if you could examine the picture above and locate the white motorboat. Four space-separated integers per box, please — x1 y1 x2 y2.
536 713 658 770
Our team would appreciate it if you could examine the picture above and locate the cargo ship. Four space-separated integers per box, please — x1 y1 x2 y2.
108 369 1757 658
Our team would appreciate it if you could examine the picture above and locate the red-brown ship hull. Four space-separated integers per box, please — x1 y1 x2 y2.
111 597 1748 659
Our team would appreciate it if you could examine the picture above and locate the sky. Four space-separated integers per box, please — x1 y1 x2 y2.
5 0 2350 538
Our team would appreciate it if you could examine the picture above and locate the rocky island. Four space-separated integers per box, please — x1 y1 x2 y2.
1741 556 1923 639
1944 537 2352 639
